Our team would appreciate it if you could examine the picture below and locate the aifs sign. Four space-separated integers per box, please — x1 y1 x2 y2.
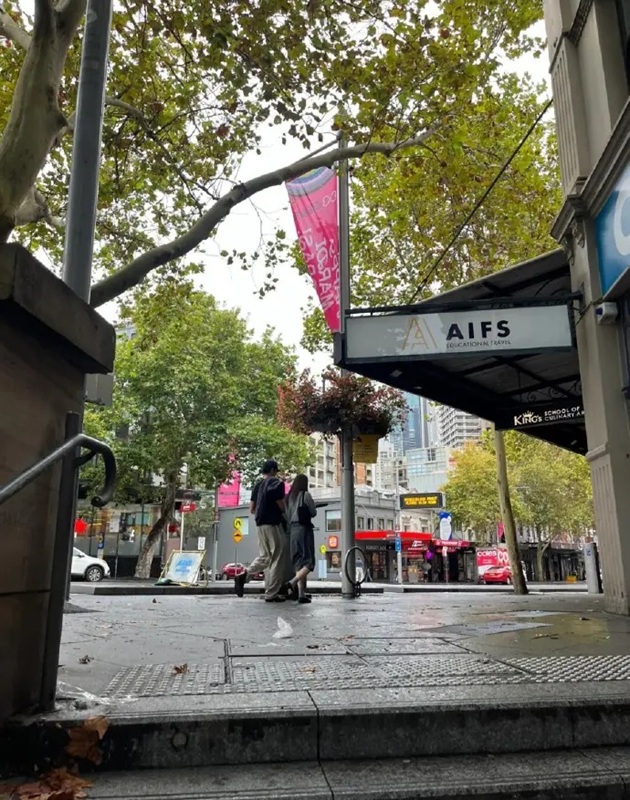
345 304 573 360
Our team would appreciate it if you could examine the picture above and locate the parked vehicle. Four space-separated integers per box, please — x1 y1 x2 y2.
71 548 110 582
221 562 264 581
480 565 512 585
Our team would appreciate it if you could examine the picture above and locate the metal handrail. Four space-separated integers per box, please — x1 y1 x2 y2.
0 433 116 508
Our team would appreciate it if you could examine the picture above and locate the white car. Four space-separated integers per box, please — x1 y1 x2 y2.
71 548 110 582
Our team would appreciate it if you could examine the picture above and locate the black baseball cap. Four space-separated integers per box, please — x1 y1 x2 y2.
262 459 279 474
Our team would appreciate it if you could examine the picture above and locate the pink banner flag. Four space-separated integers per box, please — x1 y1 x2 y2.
217 471 241 508
286 167 340 332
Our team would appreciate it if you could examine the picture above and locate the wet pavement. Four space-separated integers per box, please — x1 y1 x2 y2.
57 589 630 705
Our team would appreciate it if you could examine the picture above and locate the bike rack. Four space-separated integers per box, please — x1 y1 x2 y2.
0 411 117 711
343 545 371 598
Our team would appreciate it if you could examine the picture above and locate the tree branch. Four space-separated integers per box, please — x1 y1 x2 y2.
14 186 64 228
90 127 438 307
55 0 86 44
0 12 31 50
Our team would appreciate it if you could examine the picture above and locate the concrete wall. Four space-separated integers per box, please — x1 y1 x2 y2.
545 0 630 613
0 245 115 718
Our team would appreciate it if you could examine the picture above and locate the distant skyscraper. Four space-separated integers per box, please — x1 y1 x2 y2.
435 405 483 450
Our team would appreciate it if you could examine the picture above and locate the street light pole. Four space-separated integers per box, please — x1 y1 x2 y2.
395 460 403 584
62 0 113 301
338 133 355 599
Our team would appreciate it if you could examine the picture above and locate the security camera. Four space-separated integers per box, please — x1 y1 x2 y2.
595 302 619 324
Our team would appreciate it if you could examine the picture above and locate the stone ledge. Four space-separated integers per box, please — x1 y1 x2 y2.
0 244 115 374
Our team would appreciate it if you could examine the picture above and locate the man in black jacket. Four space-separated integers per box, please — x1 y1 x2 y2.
234 459 287 602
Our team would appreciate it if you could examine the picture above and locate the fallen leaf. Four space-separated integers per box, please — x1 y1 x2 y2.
7 768 92 800
173 663 188 675
78 656 91 665
300 666 318 673
152 599 157 604
579 617 590 621
306 644 319 650
65 717 109 765
533 633 559 640
84 716 109 740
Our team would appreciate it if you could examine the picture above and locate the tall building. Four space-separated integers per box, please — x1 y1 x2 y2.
435 405 483 450
374 438 407 492
307 433 339 490
390 393 431 454
406 446 453 494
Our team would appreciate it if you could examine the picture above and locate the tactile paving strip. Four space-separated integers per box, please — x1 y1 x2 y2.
105 663 224 697
364 654 521 678
505 655 630 683
102 654 630 698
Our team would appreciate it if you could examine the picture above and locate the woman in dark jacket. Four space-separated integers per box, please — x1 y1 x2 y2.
284 474 317 603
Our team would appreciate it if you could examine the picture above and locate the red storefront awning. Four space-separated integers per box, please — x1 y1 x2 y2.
354 531 473 554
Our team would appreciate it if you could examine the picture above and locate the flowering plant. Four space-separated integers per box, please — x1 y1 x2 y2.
277 368 408 437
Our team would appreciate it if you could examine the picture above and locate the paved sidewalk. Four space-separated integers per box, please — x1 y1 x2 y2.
57 589 625 705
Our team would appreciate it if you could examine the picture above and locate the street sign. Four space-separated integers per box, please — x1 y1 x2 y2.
400 492 444 509
596 163 630 297
197 536 206 550
181 502 196 513
319 544 327 555
234 518 243 530
395 536 402 553
233 530 243 544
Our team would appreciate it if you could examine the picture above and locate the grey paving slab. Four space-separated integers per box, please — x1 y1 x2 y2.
321 749 628 799
84 761 331 799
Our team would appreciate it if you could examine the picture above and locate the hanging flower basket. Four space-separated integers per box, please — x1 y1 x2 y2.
277 369 408 438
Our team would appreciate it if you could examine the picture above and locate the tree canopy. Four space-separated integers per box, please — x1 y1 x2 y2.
82 281 310 575
443 431 594 546
0 0 549 309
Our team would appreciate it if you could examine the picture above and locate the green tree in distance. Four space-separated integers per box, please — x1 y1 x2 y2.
443 430 594 579
1 0 545 307
83 281 309 577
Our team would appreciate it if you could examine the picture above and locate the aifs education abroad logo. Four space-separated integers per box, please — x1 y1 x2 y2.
402 316 512 354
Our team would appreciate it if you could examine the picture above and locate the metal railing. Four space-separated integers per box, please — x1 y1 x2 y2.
0 432 116 509
0 411 116 712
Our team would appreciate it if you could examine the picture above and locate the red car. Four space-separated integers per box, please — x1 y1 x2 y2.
221 562 264 581
481 565 512 585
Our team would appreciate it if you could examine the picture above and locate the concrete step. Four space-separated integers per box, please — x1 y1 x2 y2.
3 684 630 777
7 749 630 799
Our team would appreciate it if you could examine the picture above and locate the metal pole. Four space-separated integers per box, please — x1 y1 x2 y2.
179 509 185 552
62 0 113 300
338 132 355 599
395 462 403 584
211 485 219 583
42 413 81 711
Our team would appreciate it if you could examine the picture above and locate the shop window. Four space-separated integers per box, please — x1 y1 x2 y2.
357 515 365 529
377 518 385 530
326 510 342 532
367 517 374 530
387 518 394 529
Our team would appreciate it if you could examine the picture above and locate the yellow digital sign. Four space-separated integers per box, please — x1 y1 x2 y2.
400 493 444 509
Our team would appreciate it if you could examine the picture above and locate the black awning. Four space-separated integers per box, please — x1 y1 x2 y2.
335 250 585 454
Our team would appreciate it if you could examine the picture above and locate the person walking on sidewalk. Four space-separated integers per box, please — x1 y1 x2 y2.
284 474 317 604
235 459 287 602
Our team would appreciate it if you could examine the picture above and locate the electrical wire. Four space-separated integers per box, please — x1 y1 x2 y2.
406 98 554 303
